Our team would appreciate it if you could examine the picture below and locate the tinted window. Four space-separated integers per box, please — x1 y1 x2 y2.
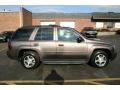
12 28 34 41
35 28 53 40
58 28 80 42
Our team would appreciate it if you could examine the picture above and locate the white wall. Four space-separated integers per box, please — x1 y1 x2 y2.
115 23 120 28
96 22 104 28
40 22 56 25
60 22 75 28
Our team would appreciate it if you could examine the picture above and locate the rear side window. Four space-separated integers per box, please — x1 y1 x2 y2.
12 28 34 41
35 28 53 40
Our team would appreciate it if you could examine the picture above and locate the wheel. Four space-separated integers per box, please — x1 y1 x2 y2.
21 51 40 69
90 50 109 68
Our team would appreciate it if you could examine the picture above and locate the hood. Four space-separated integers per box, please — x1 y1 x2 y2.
86 38 113 45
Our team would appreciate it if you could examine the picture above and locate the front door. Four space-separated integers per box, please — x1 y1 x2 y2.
56 28 88 62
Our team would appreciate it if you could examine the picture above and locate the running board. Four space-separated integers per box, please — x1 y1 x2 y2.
43 60 87 64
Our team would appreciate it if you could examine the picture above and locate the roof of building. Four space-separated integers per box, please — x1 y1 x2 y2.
32 13 92 19
92 12 120 20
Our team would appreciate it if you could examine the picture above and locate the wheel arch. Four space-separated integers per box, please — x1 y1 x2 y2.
90 48 112 60
18 49 41 61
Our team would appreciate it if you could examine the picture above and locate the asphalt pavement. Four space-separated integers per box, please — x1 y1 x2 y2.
0 35 120 85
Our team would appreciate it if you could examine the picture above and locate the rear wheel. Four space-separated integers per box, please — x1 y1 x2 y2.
20 51 40 69
90 50 109 68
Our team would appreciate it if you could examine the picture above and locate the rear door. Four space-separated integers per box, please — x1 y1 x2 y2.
34 27 57 60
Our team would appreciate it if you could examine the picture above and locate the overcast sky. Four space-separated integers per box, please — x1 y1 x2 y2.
0 5 120 13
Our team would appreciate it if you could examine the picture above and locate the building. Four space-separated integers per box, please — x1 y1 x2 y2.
0 7 120 32
32 13 94 32
0 8 32 32
92 12 120 31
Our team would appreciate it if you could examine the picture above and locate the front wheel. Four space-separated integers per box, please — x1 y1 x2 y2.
90 50 109 68
21 51 40 69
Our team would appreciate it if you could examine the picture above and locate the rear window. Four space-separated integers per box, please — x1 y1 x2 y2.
12 28 34 41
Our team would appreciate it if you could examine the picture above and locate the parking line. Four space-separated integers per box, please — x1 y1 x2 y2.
0 80 44 85
5 82 16 85
44 81 58 85
0 77 120 85
83 77 120 81
82 81 105 85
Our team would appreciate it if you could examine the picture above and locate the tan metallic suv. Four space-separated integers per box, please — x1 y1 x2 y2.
7 25 117 69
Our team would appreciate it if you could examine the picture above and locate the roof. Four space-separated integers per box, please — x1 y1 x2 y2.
20 25 61 29
92 12 120 20
32 13 91 19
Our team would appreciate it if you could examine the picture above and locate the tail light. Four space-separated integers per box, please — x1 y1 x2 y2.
8 41 12 50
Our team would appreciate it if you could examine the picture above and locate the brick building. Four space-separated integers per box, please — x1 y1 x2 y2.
0 7 120 32
32 13 94 32
0 7 32 32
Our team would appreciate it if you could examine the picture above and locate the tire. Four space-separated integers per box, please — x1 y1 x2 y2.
89 50 109 68
20 51 40 69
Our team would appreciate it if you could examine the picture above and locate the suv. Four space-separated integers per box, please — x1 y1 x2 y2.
7 25 117 69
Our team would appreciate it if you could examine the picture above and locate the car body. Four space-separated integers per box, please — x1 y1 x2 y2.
116 30 120 34
82 27 98 38
7 25 117 69
1 31 14 42
0 33 6 42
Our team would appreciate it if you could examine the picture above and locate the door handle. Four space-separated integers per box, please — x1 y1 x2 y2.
33 43 39 46
58 44 64 46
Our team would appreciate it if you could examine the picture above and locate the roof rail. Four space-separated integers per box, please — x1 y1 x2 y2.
49 24 61 27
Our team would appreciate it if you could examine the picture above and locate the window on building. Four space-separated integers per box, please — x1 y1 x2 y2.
35 28 53 40
106 22 114 28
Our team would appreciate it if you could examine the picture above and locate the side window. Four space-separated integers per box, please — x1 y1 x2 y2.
12 28 34 41
35 28 53 40
58 28 80 42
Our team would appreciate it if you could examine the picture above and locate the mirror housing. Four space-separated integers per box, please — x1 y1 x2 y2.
77 37 83 43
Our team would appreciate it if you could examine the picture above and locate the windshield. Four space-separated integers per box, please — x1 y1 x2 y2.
71 28 88 39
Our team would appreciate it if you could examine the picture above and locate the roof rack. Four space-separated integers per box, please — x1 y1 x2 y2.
49 24 61 27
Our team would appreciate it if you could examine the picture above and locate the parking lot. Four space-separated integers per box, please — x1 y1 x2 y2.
0 35 120 85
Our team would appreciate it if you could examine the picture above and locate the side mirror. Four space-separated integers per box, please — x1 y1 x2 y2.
76 37 83 43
